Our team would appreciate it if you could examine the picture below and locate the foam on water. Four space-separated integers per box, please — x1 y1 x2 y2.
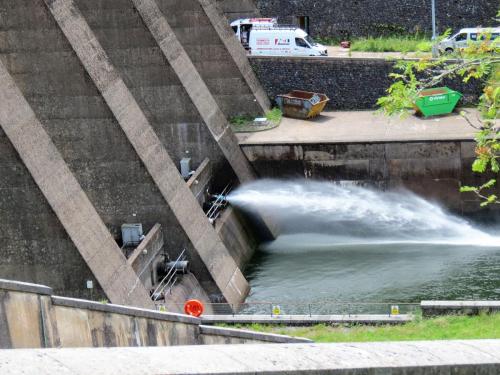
228 179 500 249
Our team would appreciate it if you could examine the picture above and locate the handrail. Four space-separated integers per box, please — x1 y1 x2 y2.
151 249 186 301
163 301 421 316
206 183 232 222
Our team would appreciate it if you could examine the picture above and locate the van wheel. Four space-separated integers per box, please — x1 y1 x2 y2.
445 48 454 54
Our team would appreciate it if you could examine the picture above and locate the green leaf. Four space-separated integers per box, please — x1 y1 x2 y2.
459 186 477 193
472 159 488 173
480 179 497 190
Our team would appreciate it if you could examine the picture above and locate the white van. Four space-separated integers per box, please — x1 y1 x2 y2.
249 27 327 56
438 27 499 53
230 18 327 57
231 18 277 49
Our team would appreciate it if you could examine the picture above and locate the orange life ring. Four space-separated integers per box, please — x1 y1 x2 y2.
184 299 204 317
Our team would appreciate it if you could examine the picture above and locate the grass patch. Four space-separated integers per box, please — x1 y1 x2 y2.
228 314 500 343
265 107 282 125
229 108 282 133
351 36 432 53
316 35 432 53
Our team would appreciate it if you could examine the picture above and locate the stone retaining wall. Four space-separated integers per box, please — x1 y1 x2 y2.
256 0 498 38
250 56 484 110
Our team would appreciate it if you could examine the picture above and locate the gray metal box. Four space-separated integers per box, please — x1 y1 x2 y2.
180 157 191 179
121 223 143 246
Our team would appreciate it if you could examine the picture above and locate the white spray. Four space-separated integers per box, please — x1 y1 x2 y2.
228 179 500 248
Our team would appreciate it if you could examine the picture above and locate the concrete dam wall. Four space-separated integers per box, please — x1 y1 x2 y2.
0 0 267 308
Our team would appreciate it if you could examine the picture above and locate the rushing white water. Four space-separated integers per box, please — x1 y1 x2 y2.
228 179 500 248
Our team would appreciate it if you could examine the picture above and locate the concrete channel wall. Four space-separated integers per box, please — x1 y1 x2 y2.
2 340 500 374
241 140 495 215
250 56 484 110
0 279 309 349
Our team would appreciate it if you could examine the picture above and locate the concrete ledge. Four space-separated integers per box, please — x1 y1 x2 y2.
2 340 500 374
0 279 53 296
199 325 312 343
51 296 200 325
127 223 162 268
202 314 412 325
421 301 500 317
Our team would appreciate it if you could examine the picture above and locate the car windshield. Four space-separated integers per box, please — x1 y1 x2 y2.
304 35 316 46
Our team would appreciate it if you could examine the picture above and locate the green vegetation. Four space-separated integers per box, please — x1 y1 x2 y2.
351 36 432 53
315 35 432 53
232 314 500 343
265 107 283 124
378 19 499 206
229 108 282 133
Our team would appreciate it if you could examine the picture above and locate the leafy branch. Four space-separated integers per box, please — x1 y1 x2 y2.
378 25 500 206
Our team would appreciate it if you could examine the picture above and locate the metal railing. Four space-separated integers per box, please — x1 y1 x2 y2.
206 183 232 223
166 301 420 316
151 249 186 302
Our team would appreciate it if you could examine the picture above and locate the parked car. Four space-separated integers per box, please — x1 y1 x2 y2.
438 27 499 54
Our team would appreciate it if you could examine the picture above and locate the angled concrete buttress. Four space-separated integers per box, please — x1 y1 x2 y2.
198 0 271 112
131 0 256 184
0 61 154 309
44 0 250 306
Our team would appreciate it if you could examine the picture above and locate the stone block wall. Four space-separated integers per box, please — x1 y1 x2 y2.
249 56 484 110
256 0 499 38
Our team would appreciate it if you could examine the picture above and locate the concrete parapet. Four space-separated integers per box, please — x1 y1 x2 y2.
421 301 500 317
0 279 53 296
0 279 302 349
199 325 312 344
2 340 500 374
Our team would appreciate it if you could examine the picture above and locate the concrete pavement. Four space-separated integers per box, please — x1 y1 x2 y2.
2 340 500 374
238 110 482 145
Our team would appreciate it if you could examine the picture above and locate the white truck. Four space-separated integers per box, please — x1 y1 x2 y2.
230 18 328 57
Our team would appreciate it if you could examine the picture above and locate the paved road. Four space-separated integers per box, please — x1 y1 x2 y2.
237 110 483 145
